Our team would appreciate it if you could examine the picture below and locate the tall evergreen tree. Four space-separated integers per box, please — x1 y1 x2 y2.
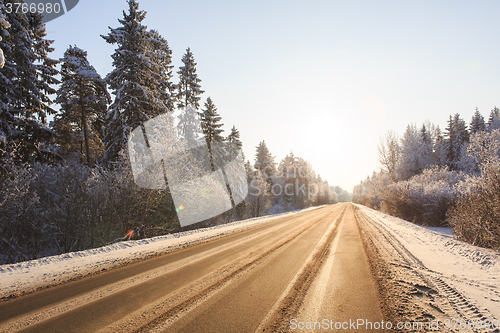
147 29 175 113
226 125 242 155
54 46 110 165
101 0 174 162
29 10 59 123
0 2 59 161
199 97 224 170
470 107 486 134
254 140 276 184
444 113 469 170
176 47 204 109
487 107 500 132
176 104 202 147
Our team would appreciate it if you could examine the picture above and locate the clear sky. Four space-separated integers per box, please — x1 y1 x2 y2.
46 0 500 191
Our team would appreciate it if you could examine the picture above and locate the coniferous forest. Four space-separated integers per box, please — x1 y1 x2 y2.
0 0 342 264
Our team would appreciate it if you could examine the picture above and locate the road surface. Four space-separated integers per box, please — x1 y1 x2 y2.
0 203 385 332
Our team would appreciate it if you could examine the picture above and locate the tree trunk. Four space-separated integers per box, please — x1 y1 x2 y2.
80 81 91 166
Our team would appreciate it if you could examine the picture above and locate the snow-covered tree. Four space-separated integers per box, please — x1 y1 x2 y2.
0 3 59 161
444 113 469 170
396 124 424 180
461 129 500 175
248 169 270 217
29 10 59 123
199 97 224 169
254 140 276 184
226 125 242 156
487 107 500 132
244 159 254 184
54 46 110 165
101 0 173 162
470 107 486 134
377 130 401 174
147 29 175 114
176 104 203 147
176 47 204 110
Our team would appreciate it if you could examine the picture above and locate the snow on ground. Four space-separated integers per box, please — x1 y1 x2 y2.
357 205 500 321
0 207 321 299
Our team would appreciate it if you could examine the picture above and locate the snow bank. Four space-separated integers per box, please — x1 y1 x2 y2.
357 204 500 320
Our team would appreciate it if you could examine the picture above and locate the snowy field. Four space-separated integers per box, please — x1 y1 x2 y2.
0 207 321 299
357 204 500 321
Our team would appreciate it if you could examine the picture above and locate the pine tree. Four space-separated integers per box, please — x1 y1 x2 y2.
444 113 469 170
226 125 242 156
470 107 486 134
199 97 224 170
28 10 59 123
176 48 204 109
176 104 202 147
0 2 59 161
419 123 434 168
101 0 173 162
146 29 175 114
254 140 276 184
487 107 500 132
54 46 110 165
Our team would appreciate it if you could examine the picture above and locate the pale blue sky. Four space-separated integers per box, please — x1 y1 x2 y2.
46 0 500 190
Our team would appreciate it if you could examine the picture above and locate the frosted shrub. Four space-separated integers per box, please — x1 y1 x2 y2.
380 167 463 226
0 153 43 263
0 153 174 264
448 161 500 250
352 172 394 209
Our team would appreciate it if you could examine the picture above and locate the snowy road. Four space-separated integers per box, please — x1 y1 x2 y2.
0 203 499 332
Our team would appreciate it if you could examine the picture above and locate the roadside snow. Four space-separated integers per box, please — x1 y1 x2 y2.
0 207 320 299
357 205 500 320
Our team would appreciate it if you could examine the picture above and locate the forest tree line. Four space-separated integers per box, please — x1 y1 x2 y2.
0 0 343 264
353 107 500 250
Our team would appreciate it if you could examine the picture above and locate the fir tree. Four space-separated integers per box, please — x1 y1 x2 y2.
0 1 59 161
146 29 175 114
254 140 276 184
470 107 486 134
198 97 224 171
244 159 254 184
444 113 469 170
28 10 59 123
227 125 242 148
176 104 202 147
226 125 242 156
176 47 204 109
54 46 110 165
101 0 173 162
487 107 500 132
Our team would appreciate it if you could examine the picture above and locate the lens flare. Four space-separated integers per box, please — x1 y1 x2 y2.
175 205 185 212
